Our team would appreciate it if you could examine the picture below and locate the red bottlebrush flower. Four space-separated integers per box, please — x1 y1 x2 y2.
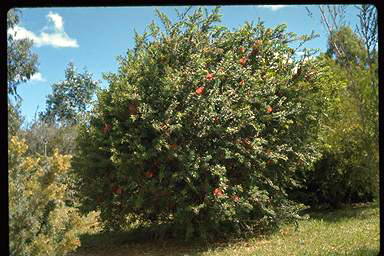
170 144 177 150
206 73 214 81
253 40 262 49
145 170 154 178
266 105 273 113
128 103 138 115
239 47 245 53
242 138 251 147
239 80 245 86
102 123 112 134
115 186 123 195
196 86 205 95
250 40 262 57
232 195 240 202
213 188 224 197
112 185 123 195
213 116 220 124
240 57 247 65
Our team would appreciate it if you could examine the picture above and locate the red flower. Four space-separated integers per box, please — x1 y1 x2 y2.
232 195 240 202
239 80 245 86
112 186 123 195
266 106 273 113
128 103 138 115
206 73 214 81
250 40 262 56
170 144 177 150
240 57 247 65
267 160 273 166
196 86 205 95
213 188 224 197
242 138 251 147
239 47 245 53
115 186 123 195
145 170 154 178
213 116 220 124
102 123 112 134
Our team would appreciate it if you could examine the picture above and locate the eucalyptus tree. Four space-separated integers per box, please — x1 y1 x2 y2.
7 9 39 99
7 9 39 137
40 62 100 128
27 62 100 156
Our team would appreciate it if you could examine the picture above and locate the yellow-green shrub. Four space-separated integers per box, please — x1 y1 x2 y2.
8 136 99 256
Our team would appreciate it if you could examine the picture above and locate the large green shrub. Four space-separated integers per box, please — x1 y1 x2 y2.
8 136 100 255
73 7 338 239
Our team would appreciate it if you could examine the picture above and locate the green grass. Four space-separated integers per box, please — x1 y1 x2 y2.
67 202 379 256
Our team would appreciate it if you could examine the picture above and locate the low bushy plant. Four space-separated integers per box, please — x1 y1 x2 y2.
73 7 339 240
8 136 100 256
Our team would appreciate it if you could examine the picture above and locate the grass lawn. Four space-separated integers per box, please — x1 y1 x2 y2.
68 201 379 256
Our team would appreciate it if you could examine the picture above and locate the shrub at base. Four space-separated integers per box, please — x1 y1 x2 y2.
72 7 338 240
8 136 100 256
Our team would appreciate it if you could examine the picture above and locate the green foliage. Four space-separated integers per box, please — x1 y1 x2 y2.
7 8 39 99
301 150 377 208
73 7 339 240
40 62 99 127
296 63 378 207
8 136 100 256
8 99 24 138
290 18 379 208
326 26 367 67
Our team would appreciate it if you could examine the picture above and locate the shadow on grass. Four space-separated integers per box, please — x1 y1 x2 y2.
303 201 378 223
70 202 379 256
73 225 255 256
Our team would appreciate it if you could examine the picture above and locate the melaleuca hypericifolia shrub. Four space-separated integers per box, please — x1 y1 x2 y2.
72 7 339 240
8 136 100 255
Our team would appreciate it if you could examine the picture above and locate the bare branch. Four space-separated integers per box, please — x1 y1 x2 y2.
319 5 344 59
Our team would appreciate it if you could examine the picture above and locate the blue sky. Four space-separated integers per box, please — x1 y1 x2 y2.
9 5 361 127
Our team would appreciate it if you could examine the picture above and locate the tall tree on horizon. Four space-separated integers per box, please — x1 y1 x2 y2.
40 62 100 128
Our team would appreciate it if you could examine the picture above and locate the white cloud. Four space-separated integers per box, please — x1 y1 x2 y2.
30 72 46 82
47 12 64 31
7 12 78 48
257 5 288 11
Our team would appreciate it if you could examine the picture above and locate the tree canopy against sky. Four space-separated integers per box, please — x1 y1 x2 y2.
7 9 39 100
39 62 99 127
